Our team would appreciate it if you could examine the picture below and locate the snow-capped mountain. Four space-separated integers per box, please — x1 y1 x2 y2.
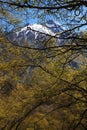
8 20 65 48
7 20 87 71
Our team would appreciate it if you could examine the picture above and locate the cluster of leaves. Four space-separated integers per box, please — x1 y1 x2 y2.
0 32 87 130
0 1 87 129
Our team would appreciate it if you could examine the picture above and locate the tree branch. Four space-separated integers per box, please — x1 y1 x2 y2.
0 1 87 10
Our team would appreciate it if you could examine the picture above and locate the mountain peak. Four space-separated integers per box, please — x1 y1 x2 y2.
46 20 64 33
46 20 56 25
8 20 65 48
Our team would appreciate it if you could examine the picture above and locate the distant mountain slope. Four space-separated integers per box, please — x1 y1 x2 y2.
46 20 64 33
7 20 86 69
8 20 65 48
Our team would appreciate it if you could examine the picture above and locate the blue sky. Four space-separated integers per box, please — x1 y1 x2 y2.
0 5 87 32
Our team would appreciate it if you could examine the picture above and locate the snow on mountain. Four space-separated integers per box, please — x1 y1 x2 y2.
8 20 65 48
7 20 85 72
25 24 55 35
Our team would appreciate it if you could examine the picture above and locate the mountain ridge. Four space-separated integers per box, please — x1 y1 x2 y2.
7 20 86 69
8 20 65 48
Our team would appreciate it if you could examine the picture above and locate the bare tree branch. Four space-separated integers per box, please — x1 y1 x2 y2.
0 0 87 10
